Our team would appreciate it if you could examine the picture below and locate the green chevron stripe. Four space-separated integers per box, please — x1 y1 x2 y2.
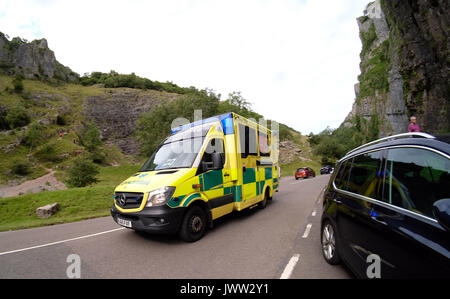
167 195 186 208
203 169 223 191
182 193 202 207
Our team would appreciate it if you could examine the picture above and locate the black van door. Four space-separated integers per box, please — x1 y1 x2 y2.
332 150 385 278
367 146 450 278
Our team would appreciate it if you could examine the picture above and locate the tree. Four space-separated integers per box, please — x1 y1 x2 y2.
225 91 252 111
309 125 366 165
22 121 43 152
137 89 220 156
77 123 102 152
66 157 100 187
137 104 178 156
12 74 24 93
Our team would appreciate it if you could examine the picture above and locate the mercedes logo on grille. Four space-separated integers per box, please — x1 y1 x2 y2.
118 194 127 206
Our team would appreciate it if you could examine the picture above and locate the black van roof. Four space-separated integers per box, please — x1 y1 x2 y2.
341 133 450 162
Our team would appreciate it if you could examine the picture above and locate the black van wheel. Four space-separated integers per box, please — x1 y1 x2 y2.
179 206 207 242
321 220 341 265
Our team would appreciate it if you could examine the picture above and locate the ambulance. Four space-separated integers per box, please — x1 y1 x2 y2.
111 112 279 242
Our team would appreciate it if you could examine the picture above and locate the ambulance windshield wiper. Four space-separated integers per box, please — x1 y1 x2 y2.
139 166 189 172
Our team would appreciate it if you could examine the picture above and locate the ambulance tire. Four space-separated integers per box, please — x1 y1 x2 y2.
179 205 207 242
259 189 270 209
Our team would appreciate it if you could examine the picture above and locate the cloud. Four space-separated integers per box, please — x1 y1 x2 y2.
0 0 369 134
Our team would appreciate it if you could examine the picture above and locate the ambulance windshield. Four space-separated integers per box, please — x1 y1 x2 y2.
139 124 212 171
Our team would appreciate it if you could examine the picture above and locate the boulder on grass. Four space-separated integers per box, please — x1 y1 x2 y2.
36 203 60 219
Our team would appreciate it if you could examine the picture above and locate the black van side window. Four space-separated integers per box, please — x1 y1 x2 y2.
347 151 383 199
383 147 450 218
335 159 351 190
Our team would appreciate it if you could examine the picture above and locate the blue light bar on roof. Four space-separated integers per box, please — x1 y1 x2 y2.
171 112 235 135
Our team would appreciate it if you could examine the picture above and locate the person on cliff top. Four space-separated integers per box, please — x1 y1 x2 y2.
408 116 421 132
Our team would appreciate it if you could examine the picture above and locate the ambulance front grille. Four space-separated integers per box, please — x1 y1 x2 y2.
115 192 144 209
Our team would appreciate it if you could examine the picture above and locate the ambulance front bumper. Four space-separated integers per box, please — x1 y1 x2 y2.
111 204 186 234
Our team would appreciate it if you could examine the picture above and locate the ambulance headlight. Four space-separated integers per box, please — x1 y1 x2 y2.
146 186 176 207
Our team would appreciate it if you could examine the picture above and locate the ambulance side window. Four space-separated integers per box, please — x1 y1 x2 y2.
259 130 271 157
198 138 225 174
239 124 258 158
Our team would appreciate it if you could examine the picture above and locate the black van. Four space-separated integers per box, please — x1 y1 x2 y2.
321 132 450 278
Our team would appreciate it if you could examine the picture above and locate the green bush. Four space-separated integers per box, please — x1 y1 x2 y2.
0 104 9 130
91 150 106 164
80 71 192 94
34 143 62 163
360 22 378 59
5 105 30 128
66 157 100 187
77 123 102 152
11 159 30 176
12 74 24 93
21 121 43 150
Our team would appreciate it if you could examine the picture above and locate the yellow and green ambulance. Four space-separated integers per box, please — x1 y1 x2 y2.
111 112 279 241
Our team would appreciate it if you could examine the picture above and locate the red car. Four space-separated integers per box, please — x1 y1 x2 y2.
295 167 315 180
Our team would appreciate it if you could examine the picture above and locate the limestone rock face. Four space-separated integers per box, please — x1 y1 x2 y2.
345 0 449 137
0 32 78 82
82 89 180 154
382 0 450 133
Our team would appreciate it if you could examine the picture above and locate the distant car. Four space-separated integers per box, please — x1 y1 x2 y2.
321 132 450 278
295 167 315 180
320 165 333 175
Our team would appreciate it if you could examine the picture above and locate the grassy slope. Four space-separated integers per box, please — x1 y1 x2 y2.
0 76 136 182
279 131 323 177
0 76 104 183
0 76 139 231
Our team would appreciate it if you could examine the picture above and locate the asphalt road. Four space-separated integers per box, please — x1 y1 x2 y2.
0 174 352 279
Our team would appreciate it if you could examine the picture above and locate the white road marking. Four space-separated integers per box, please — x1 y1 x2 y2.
316 187 326 204
280 254 300 279
302 223 312 239
312 209 317 217
290 180 304 184
0 227 125 257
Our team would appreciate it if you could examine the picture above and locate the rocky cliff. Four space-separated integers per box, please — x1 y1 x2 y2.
344 0 449 136
83 88 179 154
0 32 79 82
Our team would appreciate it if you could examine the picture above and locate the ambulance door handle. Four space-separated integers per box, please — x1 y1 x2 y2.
224 173 230 177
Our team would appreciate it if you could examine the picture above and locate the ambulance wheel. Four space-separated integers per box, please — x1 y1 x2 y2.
259 189 270 209
179 206 207 242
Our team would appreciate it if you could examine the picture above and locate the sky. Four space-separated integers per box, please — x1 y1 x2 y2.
0 0 369 135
